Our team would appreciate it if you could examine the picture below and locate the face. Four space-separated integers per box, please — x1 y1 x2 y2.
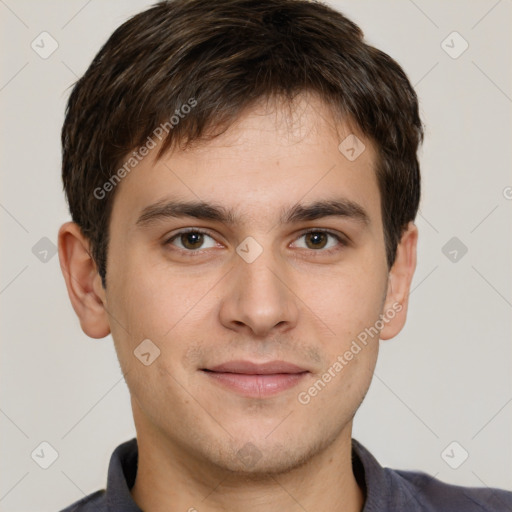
62 93 416 476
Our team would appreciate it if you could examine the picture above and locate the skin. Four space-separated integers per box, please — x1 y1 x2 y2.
58 93 417 512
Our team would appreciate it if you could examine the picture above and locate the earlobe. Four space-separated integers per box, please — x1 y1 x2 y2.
379 221 418 341
58 222 111 339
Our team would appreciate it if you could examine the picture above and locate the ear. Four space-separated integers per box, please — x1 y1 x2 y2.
58 222 111 339
379 221 418 340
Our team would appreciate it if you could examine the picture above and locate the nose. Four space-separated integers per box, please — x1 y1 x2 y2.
218 247 299 338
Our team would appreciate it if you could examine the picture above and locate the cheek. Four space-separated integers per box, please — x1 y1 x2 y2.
308 266 387 339
107 250 218 349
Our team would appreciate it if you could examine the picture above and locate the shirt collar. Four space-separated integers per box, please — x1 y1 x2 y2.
105 438 141 511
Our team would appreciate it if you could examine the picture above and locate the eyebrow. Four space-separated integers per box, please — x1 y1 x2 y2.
135 197 370 228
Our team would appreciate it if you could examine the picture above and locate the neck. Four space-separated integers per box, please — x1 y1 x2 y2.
130 415 365 512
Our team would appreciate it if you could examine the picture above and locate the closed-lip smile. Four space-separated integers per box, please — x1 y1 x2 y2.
201 360 310 397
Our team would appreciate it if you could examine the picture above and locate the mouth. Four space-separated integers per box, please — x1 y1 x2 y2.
200 360 310 398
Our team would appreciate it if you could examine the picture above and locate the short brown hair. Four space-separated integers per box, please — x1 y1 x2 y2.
62 0 424 288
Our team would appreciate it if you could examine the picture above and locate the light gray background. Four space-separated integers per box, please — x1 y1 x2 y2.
1 0 511 510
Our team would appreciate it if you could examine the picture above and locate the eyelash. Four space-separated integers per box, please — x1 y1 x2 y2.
163 228 348 256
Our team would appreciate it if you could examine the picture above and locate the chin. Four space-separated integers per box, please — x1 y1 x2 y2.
200 427 335 478
216 443 315 478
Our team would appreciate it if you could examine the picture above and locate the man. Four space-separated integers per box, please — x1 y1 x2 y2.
57 0 511 510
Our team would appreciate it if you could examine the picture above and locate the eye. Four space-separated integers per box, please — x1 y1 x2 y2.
165 229 218 252
292 229 347 252
163 228 348 256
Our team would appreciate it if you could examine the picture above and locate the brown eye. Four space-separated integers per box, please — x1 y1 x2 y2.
304 231 329 250
165 230 217 252
180 232 205 250
292 230 347 253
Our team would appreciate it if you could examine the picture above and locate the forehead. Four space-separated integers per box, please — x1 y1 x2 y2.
110 93 382 230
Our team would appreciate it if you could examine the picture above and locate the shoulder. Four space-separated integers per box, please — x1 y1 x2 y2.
352 439 512 511
58 489 106 511
390 468 512 511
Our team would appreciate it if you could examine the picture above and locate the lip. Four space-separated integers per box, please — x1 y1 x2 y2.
201 360 309 398
205 360 307 374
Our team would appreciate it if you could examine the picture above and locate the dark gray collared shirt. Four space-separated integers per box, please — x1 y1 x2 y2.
60 438 512 511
